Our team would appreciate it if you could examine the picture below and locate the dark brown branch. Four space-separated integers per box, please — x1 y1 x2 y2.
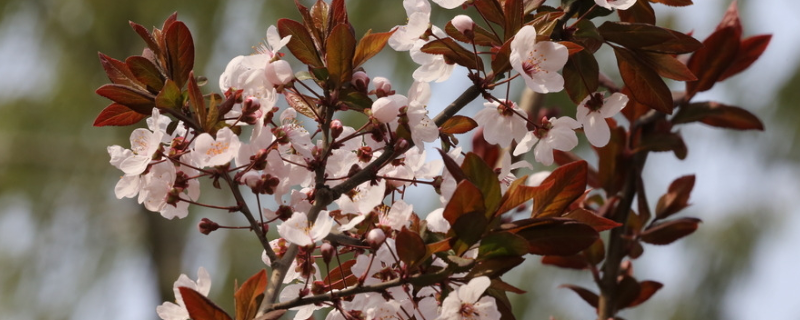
221 171 277 263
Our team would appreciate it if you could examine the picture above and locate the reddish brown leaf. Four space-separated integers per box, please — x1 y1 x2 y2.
440 115 478 134
126 55 165 92
612 45 673 114
329 0 348 30
179 287 233 320
421 38 482 71
426 238 452 255
164 21 194 89
444 21 501 47
187 71 206 129
594 124 627 194
284 90 318 119
96 84 156 114
278 18 324 68
640 217 701 245
256 310 287 320
503 0 523 41
636 130 687 160
491 39 513 75
93 103 148 127
583 238 605 265
541 255 588 270
672 101 764 131
155 79 183 111
616 275 641 310
467 256 525 279
634 50 696 81
324 259 358 290
655 175 695 220
129 21 160 56
617 0 655 25
474 0 505 26
98 53 144 89
517 221 599 256
685 26 740 98
718 34 772 81
234 270 266 320
628 280 663 308
301 0 325 51
442 181 485 226
490 278 527 294
650 0 692 6
326 23 356 88
599 22 702 54
437 148 467 183
716 1 743 38
572 19 604 53
352 30 394 68
563 49 599 104
451 210 489 255
560 284 599 308
396 227 428 269
461 153 502 215
563 208 622 232
531 161 588 218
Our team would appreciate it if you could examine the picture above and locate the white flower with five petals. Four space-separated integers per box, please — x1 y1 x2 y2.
510 25 569 93
576 92 628 147
156 267 212 320
514 116 580 166
473 99 528 148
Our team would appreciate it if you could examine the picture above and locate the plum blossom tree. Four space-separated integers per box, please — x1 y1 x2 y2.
93 0 770 319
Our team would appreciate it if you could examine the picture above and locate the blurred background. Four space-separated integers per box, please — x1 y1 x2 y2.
0 0 797 319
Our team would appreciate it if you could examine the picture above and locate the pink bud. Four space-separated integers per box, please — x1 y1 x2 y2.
366 228 386 250
451 15 474 35
351 71 370 92
320 243 335 264
198 218 219 235
372 77 394 97
331 119 343 139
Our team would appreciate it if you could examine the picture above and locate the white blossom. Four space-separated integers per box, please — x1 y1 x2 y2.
510 25 569 93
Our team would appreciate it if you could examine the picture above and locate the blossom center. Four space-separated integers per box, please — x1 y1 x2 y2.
585 92 605 112
521 49 547 77
206 141 231 156
459 302 479 319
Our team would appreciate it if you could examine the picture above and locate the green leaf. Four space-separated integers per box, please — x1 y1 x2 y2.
126 56 165 93
93 103 148 127
478 232 528 260
461 153 502 216
155 79 183 111
234 270 266 320
352 30 394 68
164 21 194 89
278 18 324 68
339 88 373 111
95 84 155 114
326 23 356 88
612 45 673 114
598 22 702 54
563 48 599 104
672 101 764 131
179 287 233 320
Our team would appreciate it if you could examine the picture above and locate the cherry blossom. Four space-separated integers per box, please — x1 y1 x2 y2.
156 267 211 320
406 82 440 148
576 92 628 147
437 276 500 320
410 27 455 83
389 0 431 51
110 108 166 176
336 179 387 231
433 0 467 9
193 127 241 168
277 211 334 247
510 25 569 93
514 116 581 166
595 0 637 10
473 99 528 148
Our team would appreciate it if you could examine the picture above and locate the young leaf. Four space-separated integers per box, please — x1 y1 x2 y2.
187 71 206 129
503 0 523 41
93 103 148 127
179 287 233 320
436 148 467 183
96 84 156 114
323 259 358 290
439 115 477 134
234 270 267 320
571 19 603 53
352 30 395 68
490 39 513 75
595 124 627 195
278 18 324 68
478 232 529 260
444 21 501 47
164 21 194 89
284 90 318 119
474 0 506 26
612 45 673 114
615 275 641 310
633 50 697 81
650 0 692 6
640 217 702 245
452 211 489 255
671 101 764 131
531 161 588 218
129 21 161 57
443 181 485 226
627 280 663 308
563 208 622 232
598 22 702 54
326 23 356 88
718 34 772 81
421 38 482 71
126 55 166 92
617 0 655 24
563 49 599 104
98 53 145 90
329 0 348 30
467 256 525 279
155 79 184 111
655 175 695 220
396 227 428 270
518 221 598 256
685 26 740 98
560 284 599 308
541 255 588 270
461 153 502 216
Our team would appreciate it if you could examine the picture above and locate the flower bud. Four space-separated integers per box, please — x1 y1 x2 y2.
198 218 219 235
320 243 335 264
351 71 370 93
451 15 475 37
372 77 394 97
330 119 343 139
366 228 386 250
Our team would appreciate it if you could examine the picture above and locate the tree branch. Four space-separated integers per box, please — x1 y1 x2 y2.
221 171 277 263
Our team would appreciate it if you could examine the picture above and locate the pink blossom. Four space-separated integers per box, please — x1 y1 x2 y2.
510 25 569 93
576 92 628 147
